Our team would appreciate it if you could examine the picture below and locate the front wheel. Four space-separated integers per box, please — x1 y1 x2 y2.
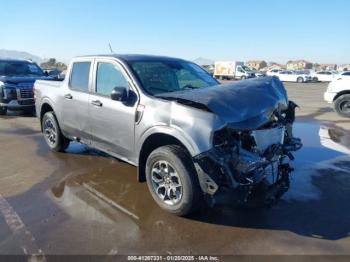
297 77 304 83
241 76 247 80
42 111 70 151
334 95 350 118
145 145 201 216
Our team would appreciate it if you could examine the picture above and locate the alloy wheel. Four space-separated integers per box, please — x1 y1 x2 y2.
151 160 183 205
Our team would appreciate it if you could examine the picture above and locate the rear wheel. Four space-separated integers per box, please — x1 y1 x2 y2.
0 107 7 115
334 94 350 117
42 111 70 151
313 77 318 82
297 77 304 83
145 145 201 216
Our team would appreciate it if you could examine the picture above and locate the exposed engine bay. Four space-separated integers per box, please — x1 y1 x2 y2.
193 101 302 207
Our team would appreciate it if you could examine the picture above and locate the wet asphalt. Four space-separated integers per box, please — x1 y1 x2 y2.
0 82 350 256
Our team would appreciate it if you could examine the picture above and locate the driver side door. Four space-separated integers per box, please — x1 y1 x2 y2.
88 59 138 162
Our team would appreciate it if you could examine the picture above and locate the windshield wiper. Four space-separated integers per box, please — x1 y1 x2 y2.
182 84 200 90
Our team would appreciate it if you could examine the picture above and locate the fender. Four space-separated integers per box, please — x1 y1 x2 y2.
136 125 204 162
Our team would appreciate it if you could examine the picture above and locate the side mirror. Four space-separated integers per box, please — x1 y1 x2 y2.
111 86 128 101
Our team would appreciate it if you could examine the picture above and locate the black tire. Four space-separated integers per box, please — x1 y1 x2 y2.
42 111 70 152
334 94 350 118
145 145 201 216
0 107 7 115
297 77 304 83
313 77 318 82
241 76 247 80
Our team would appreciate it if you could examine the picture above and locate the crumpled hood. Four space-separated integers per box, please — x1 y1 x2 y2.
157 76 289 130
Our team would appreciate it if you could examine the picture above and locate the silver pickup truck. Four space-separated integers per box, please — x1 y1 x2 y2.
35 54 302 216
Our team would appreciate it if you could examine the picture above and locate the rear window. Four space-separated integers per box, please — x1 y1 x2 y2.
69 62 91 92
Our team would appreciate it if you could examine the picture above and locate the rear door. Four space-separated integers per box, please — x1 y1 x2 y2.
61 59 93 143
88 58 138 161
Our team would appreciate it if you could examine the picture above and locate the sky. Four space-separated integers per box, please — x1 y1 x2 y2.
1 0 349 64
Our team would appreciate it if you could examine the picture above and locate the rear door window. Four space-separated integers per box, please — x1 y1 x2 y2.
69 62 91 92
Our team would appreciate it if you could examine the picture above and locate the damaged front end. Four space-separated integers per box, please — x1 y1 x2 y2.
193 101 302 207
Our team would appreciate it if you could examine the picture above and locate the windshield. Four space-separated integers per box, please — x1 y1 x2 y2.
128 60 219 95
0 61 45 77
242 65 253 72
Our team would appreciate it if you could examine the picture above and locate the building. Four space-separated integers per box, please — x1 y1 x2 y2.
264 63 286 71
338 64 350 72
245 60 267 70
286 60 313 70
316 64 338 71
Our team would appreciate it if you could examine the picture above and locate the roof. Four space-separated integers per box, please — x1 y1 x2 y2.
246 60 266 64
0 58 33 63
77 54 189 63
287 60 312 64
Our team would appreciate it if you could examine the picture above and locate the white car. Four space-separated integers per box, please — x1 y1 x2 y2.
276 70 311 83
336 71 350 80
312 71 337 82
324 78 350 117
266 69 283 77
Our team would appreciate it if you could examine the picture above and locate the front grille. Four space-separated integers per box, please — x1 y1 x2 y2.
18 88 34 99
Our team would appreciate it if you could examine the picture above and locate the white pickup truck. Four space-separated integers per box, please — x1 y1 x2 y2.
324 78 350 117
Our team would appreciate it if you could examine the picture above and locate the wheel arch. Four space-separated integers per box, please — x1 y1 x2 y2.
40 101 55 131
333 90 350 102
137 130 198 182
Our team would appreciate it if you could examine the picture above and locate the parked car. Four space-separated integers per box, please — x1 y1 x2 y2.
35 54 302 216
324 78 350 117
336 71 350 80
43 69 62 78
276 70 312 83
266 69 283 77
214 61 255 80
0 59 50 115
254 71 266 77
312 71 337 82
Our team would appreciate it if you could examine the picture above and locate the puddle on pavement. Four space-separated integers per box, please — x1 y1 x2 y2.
46 121 350 244
285 122 350 202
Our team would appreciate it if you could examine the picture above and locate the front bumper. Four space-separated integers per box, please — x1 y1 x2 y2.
194 136 302 206
324 91 337 103
0 99 35 110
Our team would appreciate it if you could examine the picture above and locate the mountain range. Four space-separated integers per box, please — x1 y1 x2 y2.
0 49 43 63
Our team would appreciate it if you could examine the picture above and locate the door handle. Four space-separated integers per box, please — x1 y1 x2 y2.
64 94 73 99
91 100 103 107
